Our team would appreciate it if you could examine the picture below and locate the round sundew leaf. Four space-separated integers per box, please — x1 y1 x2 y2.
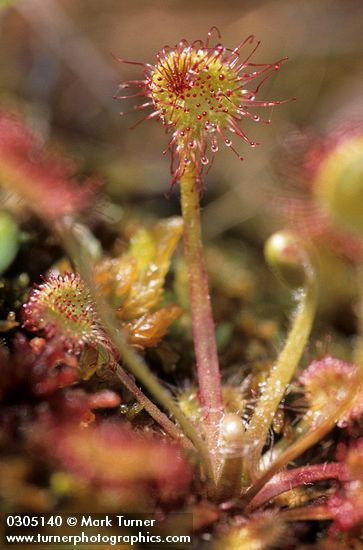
117 32 288 184
23 273 106 352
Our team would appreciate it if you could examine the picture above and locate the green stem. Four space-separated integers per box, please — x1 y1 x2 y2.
248 462 345 510
57 219 214 482
244 274 317 478
180 167 223 463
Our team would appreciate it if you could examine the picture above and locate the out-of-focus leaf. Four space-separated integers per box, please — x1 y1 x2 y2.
94 255 137 308
33 421 191 496
122 216 183 318
126 304 182 347
96 216 183 347
0 113 98 221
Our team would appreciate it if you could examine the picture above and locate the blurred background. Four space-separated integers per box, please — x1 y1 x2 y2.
0 0 363 241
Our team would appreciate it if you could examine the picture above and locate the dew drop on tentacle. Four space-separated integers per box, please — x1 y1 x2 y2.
206 26 222 47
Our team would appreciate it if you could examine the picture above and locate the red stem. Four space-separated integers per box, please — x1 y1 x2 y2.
115 364 191 445
180 168 223 465
249 462 347 510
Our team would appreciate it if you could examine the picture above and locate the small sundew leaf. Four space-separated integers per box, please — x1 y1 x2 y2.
299 356 363 427
22 273 108 353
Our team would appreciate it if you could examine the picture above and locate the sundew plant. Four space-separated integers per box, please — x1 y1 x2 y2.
0 7 363 550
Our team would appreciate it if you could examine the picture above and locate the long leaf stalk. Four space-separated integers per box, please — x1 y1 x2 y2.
114 363 189 444
248 462 346 510
180 167 224 469
244 264 318 478
56 218 214 482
